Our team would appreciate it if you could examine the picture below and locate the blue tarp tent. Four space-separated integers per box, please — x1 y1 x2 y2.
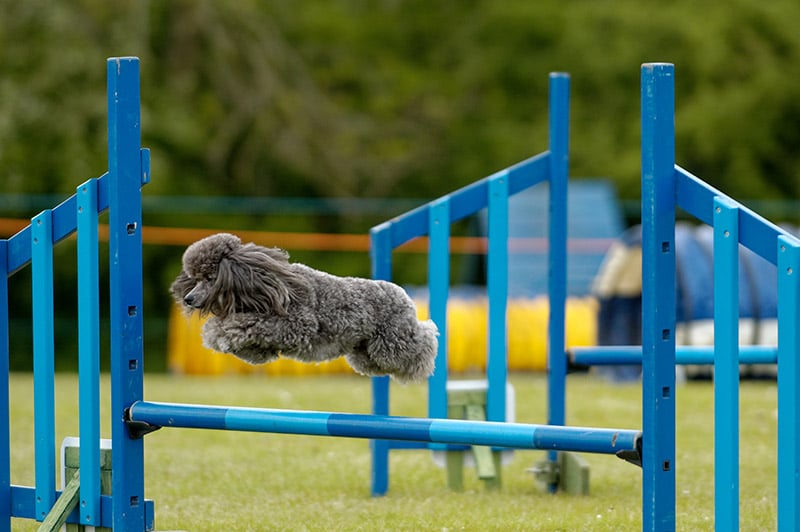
593 222 795 379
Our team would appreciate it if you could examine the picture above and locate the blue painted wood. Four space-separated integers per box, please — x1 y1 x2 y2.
450 154 550 223
128 401 642 456
427 198 450 421
676 165 791 266
713 197 739 530
570 345 778 366
31 209 56 521
640 62 677 531
505 152 550 197
486 174 509 423
547 72 569 444
1 57 155 530
380 153 550 250
77 178 102 527
777 235 800 531
380 208 428 250
6 172 110 276
369 225 392 496
106 56 146 530
5 225 31 277
0 240 9 532
9 487 154 530
367 71 564 498
4 59 156 530
140 148 151 185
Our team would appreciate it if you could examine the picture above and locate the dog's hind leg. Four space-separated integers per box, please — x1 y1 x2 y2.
358 319 438 383
402 319 438 381
344 345 386 378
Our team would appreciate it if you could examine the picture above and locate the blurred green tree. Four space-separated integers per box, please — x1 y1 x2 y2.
3 0 799 205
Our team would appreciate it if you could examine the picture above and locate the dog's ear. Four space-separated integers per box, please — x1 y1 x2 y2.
212 245 310 316
260 246 291 263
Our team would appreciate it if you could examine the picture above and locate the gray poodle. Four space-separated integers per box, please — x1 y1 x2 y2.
170 233 438 382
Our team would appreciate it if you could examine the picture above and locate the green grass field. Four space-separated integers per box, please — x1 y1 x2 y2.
7 372 778 531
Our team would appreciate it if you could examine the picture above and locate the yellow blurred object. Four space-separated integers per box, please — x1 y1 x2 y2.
166 304 353 375
166 296 598 375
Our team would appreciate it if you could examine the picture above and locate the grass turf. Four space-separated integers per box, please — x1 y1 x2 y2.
7 372 777 531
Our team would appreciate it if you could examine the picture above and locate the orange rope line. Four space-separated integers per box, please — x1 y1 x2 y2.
0 217 613 254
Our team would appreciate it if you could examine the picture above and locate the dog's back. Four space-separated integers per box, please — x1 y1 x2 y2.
293 263 437 382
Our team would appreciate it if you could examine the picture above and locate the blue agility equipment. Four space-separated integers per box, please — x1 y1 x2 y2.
126 401 639 456
368 72 572 495
570 344 779 366
1 58 154 530
641 63 800 531
0 58 637 531
1 57 799 531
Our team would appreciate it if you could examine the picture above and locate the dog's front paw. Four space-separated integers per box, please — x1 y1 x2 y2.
201 318 233 353
232 346 280 365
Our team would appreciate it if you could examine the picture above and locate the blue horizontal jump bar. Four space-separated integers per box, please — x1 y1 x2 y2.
128 401 640 456
570 345 778 366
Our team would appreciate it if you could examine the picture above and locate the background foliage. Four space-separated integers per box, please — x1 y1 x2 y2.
1 0 799 368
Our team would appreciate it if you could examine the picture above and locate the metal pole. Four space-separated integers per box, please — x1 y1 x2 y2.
777 235 800 531
32 209 56 521
0 241 9 532
128 401 642 458
107 56 146 530
77 178 102 527
369 225 392 496
547 72 570 432
713 197 740 530
569 345 778 366
487 174 509 423
640 62 677 531
428 198 450 422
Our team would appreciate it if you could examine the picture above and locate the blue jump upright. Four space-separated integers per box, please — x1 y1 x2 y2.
640 63 677 530
0 57 154 531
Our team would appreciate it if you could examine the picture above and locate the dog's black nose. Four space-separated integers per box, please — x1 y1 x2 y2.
184 294 195 306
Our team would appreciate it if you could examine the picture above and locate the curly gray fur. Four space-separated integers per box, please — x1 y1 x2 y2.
170 233 438 382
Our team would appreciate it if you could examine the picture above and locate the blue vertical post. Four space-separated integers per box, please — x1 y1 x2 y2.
107 57 146 530
546 73 570 475
77 178 101 527
369 224 392 496
0 240 9 532
640 62 676 531
31 210 55 521
777 235 800 531
428 198 450 421
486 173 508 423
713 197 739 530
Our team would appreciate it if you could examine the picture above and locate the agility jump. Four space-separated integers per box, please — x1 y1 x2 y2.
1 57 799 532
0 57 641 531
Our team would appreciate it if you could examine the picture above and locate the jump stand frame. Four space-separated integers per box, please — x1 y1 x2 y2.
0 57 154 531
0 57 641 531
444 381 503 491
367 71 573 498
2 56 799 531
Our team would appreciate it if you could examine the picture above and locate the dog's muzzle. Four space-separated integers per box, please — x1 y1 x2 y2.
183 286 205 309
